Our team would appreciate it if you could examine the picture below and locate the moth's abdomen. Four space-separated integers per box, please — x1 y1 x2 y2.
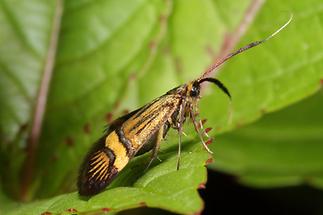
78 131 130 196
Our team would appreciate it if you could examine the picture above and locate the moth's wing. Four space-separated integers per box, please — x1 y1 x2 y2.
105 98 165 134
78 96 173 195
78 108 142 196
136 122 170 156
78 136 111 195
128 94 177 156
105 108 141 133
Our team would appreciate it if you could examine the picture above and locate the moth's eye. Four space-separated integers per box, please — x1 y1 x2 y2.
190 82 200 97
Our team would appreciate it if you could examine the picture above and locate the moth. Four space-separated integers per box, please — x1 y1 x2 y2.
78 17 292 196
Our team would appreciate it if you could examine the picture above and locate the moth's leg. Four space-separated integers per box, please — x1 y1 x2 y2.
176 124 182 170
176 101 186 170
146 125 164 170
190 110 213 154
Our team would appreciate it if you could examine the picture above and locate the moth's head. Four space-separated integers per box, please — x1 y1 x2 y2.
186 81 201 98
168 78 231 101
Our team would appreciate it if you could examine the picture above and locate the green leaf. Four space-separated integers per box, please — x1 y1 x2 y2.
3 139 208 215
209 90 323 188
1 0 323 214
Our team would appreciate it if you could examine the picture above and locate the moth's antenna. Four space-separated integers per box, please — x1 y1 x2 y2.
198 77 233 124
200 14 293 79
198 78 231 100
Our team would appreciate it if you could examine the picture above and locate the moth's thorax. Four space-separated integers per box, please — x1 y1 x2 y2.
167 80 201 98
166 84 187 96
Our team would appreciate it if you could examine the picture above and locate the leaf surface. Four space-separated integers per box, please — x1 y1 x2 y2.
209 90 323 188
3 139 208 215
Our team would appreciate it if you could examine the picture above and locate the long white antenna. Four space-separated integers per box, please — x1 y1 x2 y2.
201 14 293 79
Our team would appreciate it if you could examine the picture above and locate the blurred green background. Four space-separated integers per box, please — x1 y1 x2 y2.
0 0 322 214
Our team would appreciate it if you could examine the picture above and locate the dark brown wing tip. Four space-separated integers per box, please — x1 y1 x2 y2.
77 161 106 196
78 165 119 196
77 136 117 196
78 176 109 196
77 178 106 196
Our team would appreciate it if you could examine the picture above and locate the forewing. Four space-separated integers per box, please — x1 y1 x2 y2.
78 136 117 196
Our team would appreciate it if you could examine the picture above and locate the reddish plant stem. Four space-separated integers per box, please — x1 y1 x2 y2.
20 0 63 201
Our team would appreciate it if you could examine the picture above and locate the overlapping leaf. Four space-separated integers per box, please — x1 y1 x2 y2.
209 90 323 188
